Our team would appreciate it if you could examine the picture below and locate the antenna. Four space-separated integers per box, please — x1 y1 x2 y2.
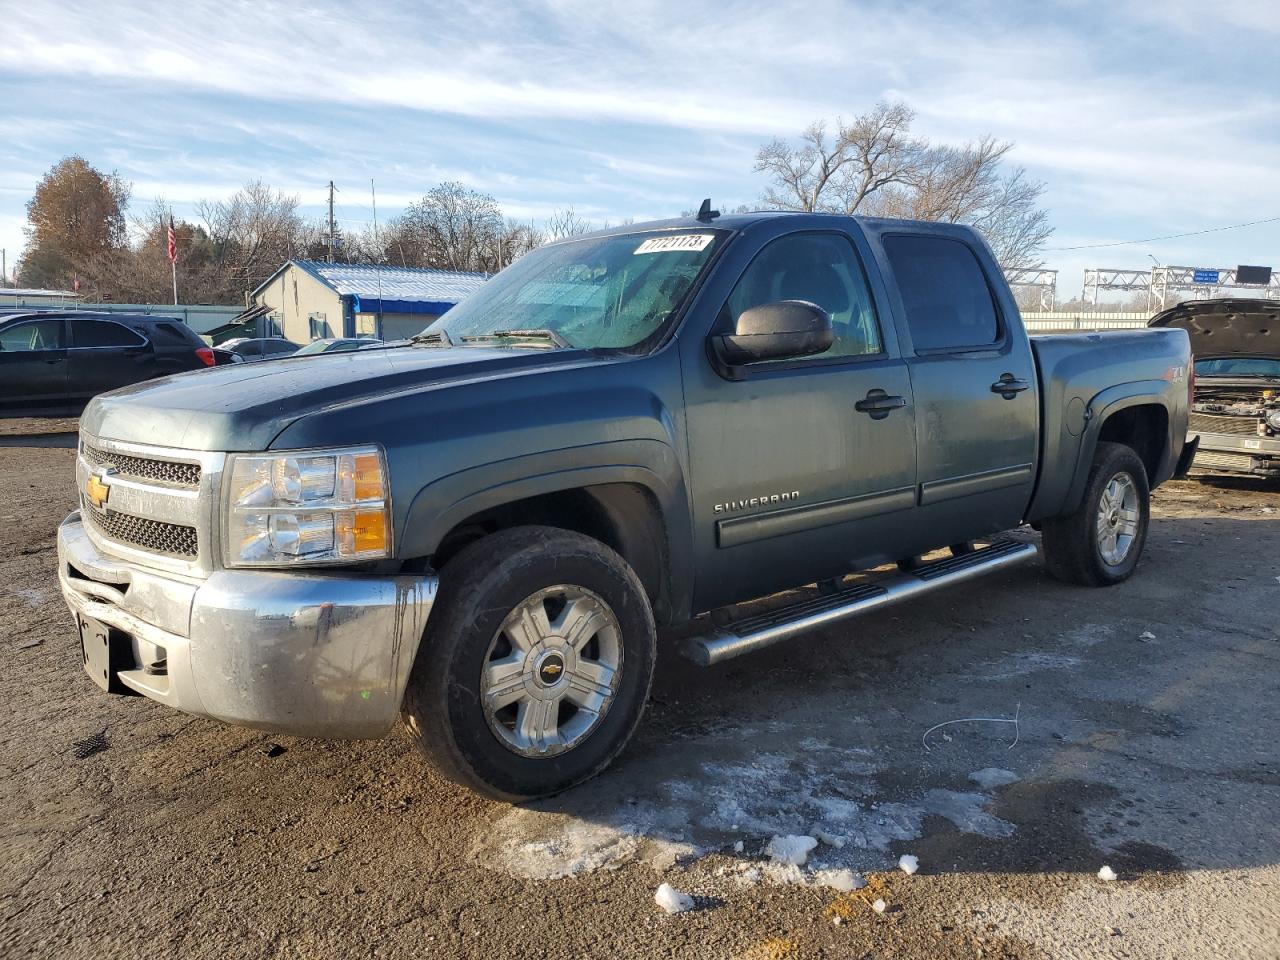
696 198 720 222
372 178 383 333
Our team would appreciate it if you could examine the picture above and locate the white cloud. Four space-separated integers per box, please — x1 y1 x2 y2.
2 0 1277 280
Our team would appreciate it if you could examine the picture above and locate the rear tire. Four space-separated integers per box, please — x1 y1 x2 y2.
402 526 656 801
1041 441 1150 587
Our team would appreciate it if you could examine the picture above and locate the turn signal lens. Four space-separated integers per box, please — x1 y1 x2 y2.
224 446 391 567
338 508 389 555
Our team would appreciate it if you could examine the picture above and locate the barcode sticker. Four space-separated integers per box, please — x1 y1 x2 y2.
634 234 714 255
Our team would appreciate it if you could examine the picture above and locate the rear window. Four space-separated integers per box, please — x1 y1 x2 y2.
69 319 147 348
152 321 201 346
883 235 1000 351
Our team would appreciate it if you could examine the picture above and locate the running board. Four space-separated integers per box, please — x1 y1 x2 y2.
681 539 1038 666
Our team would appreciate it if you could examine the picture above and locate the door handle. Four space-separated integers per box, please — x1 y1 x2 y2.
43 357 65 364
855 389 908 419
991 374 1030 399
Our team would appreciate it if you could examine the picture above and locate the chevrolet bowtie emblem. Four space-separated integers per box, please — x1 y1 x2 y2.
542 663 563 677
85 472 111 510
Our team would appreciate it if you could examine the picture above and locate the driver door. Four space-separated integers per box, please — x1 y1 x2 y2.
0 317 69 413
679 230 918 612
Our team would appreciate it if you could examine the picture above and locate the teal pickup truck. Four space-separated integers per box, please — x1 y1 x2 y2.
58 210 1196 798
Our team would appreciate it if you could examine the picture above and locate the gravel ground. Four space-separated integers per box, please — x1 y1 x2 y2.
1 439 1277 960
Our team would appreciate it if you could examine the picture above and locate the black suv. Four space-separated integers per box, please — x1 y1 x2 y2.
0 312 221 416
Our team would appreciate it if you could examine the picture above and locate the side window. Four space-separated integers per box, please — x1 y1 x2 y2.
882 235 1000 351
69 319 147 349
309 313 330 339
0 319 65 351
237 342 262 357
725 233 882 361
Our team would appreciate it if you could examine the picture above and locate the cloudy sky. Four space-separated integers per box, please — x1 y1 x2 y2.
1 0 1277 297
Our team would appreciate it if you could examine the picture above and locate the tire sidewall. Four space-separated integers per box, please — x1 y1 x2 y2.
422 533 655 798
1086 447 1150 584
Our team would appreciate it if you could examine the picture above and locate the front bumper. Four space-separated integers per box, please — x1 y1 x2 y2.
1190 431 1280 477
57 512 437 738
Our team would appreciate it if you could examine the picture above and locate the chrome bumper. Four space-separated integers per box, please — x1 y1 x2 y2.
57 512 437 739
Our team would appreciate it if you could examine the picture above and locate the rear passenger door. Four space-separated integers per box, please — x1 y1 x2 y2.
879 233 1039 544
67 319 153 404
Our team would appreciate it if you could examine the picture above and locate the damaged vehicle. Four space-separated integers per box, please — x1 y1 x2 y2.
1151 299 1280 479
58 210 1195 800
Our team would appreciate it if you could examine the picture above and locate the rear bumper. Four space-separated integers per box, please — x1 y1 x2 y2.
57 512 437 738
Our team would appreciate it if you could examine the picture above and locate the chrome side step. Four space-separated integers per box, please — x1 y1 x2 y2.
681 539 1038 666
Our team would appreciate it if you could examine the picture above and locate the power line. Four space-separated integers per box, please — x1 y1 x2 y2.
1047 215 1280 252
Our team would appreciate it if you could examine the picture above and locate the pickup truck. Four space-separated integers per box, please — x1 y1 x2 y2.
58 210 1197 799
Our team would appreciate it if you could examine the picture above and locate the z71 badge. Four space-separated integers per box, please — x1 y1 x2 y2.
714 491 800 514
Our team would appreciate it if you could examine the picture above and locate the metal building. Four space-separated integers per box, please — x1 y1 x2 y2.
251 260 489 343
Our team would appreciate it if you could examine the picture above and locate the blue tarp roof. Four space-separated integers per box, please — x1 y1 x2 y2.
270 260 490 315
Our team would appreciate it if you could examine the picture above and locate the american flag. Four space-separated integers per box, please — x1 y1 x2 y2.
167 215 177 265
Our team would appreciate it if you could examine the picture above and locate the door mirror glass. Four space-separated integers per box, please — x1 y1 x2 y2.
713 300 834 365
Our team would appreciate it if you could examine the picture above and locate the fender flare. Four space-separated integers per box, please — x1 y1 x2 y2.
1061 381 1172 514
398 438 694 619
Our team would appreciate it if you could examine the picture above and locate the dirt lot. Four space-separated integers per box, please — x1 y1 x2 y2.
1 438 1277 960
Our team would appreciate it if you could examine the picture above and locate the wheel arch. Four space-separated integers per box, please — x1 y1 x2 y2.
1060 385 1172 516
398 439 692 625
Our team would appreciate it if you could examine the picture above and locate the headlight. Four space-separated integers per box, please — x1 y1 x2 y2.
1266 409 1280 432
223 446 391 567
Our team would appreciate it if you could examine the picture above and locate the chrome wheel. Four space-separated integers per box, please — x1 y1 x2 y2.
1096 471 1140 566
480 585 623 758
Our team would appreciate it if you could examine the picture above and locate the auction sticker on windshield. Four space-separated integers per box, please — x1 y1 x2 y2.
634 234 714 255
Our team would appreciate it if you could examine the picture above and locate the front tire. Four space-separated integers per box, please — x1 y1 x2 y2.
1041 441 1150 587
402 526 656 800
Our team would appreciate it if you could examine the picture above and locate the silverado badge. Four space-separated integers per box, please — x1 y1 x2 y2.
85 472 112 510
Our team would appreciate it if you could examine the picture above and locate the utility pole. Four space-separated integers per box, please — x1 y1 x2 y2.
1 248 6 286
327 180 337 263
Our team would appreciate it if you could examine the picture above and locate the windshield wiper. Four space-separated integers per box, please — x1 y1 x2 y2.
409 329 453 347
461 328 572 349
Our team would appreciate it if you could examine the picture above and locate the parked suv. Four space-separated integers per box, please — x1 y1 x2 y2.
0 312 220 416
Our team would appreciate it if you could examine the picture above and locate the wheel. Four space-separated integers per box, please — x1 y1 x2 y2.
402 526 656 800
1041 441 1150 587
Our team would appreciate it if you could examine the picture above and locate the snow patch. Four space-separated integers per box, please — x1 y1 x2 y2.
969 767 1021 790
1097 865 1117 881
898 854 919 875
766 834 818 866
654 883 695 914
813 868 865 891
973 652 1081 680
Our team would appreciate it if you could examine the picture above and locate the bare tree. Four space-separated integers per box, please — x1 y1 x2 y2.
755 102 1053 270
542 206 592 242
197 180 310 292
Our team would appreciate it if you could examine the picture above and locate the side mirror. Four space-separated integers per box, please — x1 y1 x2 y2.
712 300 834 366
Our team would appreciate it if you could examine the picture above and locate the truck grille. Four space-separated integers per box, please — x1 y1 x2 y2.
81 498 199 559
1193 450 1254 472
81 441 202 487
1189 412 1262 438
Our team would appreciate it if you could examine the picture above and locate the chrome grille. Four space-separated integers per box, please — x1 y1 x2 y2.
1193 450 1254 471
1189 412 1262 438
81 442 201 487
81 498 198 559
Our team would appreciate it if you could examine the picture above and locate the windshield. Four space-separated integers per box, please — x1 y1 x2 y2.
425 229 727 351
1195 357 1280 378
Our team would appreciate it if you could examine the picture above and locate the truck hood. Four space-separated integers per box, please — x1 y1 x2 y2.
81 344 592 451
1148 298 1280 360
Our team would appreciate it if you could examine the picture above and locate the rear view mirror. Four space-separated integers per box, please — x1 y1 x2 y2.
712 300 834 365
